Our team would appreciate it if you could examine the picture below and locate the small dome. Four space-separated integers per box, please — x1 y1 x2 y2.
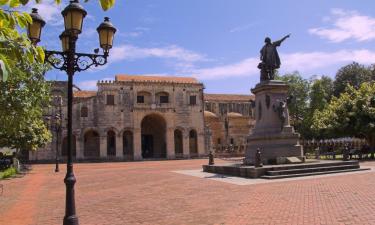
227 112 243 118
204 111 218 118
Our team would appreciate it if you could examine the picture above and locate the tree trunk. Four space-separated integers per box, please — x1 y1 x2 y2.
367 135 375 159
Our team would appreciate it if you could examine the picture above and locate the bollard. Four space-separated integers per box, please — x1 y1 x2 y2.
343 144 349 161
208 151 214 165
255 148 263 168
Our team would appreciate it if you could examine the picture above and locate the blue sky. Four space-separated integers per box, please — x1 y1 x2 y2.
31 0 375 94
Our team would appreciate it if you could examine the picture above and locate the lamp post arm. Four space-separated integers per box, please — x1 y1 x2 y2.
44 50 109 73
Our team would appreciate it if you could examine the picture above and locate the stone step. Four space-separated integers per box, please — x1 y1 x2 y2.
267 161 359 171
266 164 359 176
261 168 370 179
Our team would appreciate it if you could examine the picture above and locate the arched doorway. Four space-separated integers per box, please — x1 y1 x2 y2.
141 114 166 158
62 135 76 157
174 129 183 158
84 130 100 158
107 130 116 157
123 130 133 160
189 129 198 157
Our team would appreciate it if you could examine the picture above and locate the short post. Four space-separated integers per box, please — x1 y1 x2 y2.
342 144 349 161
208 151 214 165
255 148 263 168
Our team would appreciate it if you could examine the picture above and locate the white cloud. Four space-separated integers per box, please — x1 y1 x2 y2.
229 23 257 33
27 0 63 26
77 77 114 90
191 49 375 80
192 58 259 80
110 44 207 63
309 8 375 42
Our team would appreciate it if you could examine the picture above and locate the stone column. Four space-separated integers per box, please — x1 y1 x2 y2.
116 133 123 159
183 131 190 158
100 135 107 158
76 136 84 159
166 127 175 159
197 131 205 156
133 128 142 160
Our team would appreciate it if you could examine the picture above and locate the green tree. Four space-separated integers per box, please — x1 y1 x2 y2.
278 71 310 137
309 76 334 112
0 0 115 151
333 62 374 96
312 82 375 156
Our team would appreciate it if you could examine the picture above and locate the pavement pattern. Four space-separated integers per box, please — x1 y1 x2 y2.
1 159 375 225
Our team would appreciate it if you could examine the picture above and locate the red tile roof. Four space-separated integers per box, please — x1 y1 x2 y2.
204 94 254 102
74 91 97 98
115 74 199 84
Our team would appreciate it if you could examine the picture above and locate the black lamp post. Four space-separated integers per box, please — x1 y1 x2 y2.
27 1 116 225
53 96 63 173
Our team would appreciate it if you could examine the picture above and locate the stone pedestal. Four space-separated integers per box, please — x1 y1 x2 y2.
245 80 303 164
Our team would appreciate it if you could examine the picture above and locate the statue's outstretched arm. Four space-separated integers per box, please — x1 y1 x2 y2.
274 34 291 46
280 34 291 43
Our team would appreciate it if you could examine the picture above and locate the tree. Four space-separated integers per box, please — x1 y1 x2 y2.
333 62 374 97
309 76 334 113
0 0 115 151
278 71 310 137
312 82 375 156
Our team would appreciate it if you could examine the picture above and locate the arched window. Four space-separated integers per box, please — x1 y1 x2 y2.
81 106 88 117
174 129 183 157
107 130 116 156
156 92 169 104
84 130 100 158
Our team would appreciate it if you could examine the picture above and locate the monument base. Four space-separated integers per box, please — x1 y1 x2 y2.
245 128 303 164
244 80 303 165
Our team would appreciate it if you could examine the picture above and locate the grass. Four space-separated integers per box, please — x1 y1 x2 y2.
0 167 17 179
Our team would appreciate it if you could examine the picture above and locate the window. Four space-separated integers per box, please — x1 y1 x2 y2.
217 138 221 145
81 106 88 117
160 95 169 103
137 95 144 103
230 138 234 145
107 95 114 105
190 95 197 105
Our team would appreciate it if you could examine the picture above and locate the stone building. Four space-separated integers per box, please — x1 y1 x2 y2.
204 94 255 155
31 75 205 161
30 75 255 161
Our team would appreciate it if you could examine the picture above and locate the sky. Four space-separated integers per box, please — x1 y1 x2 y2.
29 0 375 94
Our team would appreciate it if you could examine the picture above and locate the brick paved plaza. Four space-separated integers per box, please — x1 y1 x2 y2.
1 159 375 225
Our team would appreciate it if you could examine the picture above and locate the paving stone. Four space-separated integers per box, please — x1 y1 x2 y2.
1 159 375 225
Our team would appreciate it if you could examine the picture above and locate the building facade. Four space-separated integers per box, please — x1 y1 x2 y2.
30 75 255 161
204 94 255 156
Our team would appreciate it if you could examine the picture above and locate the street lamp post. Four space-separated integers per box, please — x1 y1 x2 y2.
27 1 116 225
54 96 63 173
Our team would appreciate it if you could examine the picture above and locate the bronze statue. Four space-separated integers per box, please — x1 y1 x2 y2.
273 99 287 130
258 34 290 81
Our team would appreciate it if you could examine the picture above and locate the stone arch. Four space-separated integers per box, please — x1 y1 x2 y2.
107 130 116 156
123 130 133 159
156 91 169 104
84 130 100 158
62 135 76 157
174 129 183 158
189 129 198 156
137 91 152 104
141 113 167 158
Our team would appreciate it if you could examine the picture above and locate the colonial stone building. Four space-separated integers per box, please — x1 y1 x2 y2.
30 75 255 161
204 94 255 155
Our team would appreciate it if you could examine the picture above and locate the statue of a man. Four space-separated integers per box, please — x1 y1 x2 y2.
258 34 290 81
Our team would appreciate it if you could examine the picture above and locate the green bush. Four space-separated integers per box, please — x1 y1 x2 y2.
0 167 17 179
